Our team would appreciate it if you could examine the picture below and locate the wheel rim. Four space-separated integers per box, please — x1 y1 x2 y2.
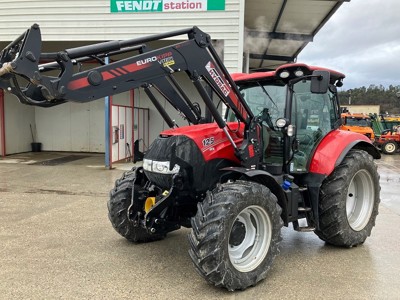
228 205 272 272
346 169 375 231
385 143 396 153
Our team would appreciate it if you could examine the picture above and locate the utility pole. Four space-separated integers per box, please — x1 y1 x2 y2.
348 89 352 105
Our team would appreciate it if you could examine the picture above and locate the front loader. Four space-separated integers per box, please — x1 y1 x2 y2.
0 24 381 291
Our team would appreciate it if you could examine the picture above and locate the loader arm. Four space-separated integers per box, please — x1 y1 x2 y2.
0 24 252 126
39 45 201 124
0 24 261 164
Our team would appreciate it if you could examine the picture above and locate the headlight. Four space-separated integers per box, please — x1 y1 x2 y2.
143 159 180 174
276 118 288 128
279 70 290 79
143 159 152 171
294 69 304 77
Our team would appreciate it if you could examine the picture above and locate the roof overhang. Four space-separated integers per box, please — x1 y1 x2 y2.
244 0 350 72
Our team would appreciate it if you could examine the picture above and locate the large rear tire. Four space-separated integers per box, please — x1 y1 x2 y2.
107 168 165 243
315 150 380 247
188 181 283 291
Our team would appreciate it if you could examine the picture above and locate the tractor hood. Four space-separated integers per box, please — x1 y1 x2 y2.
142 122 244 191
159 122 244 162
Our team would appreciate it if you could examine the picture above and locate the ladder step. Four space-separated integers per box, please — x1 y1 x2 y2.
298 207 311 212
295 226 315 232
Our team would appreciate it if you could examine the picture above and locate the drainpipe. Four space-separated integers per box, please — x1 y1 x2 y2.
104 56 112 169
0 89 5 157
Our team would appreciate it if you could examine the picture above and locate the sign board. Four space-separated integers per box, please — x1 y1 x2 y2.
111 0 225 13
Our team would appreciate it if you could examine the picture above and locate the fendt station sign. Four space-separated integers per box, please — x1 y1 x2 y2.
111 0 225 12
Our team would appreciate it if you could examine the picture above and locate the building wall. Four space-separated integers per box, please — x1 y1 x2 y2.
134 71 211 143
2 51 212 154
344 105 380 115
0 0 243 73
35 100 105 152
3 66 210 154
0 0 243 154
4 97 35 154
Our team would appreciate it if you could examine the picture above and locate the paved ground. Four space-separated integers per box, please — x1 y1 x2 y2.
0 152 399 299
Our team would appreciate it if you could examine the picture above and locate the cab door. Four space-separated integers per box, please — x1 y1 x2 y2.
289 81 338 173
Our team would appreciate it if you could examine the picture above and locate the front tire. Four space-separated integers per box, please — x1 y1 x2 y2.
315 150 380 247
382 141 398 154
188 181 283 291
107 168 165 243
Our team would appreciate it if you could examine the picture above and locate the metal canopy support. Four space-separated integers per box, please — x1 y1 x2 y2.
258 0 288 68
104 56 112 169
247 31 313 43
250 54 295 62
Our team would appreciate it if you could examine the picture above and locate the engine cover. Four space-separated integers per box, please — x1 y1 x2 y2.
143 123 243 192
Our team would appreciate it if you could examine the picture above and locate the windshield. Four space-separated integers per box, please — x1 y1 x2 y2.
229 79 338 174
227 82 286 124
345 117 371 127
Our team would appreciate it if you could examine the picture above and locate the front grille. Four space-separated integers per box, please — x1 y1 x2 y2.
145 171 173 190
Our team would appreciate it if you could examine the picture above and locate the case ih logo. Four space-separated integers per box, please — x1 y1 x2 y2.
205 61 230 97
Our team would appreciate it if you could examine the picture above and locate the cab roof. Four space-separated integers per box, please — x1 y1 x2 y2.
232 63 345 85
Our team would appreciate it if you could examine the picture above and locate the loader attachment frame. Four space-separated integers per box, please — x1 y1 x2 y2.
0 24 252 126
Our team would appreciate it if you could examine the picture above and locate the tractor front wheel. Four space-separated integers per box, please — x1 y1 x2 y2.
107 168 165 243
382 141 398 154
315 150 380 247
188 181 283 291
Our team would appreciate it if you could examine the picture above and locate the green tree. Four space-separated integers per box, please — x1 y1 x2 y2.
338 85 400 114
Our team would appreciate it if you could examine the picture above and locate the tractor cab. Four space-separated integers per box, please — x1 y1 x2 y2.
230 64 344 175
340 113 375 140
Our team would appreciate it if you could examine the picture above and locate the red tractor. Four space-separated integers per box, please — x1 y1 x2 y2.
376 125 400 154
0 24 381 291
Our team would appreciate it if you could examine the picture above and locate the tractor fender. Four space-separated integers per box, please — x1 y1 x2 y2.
310 130 381 176
220 167 288 225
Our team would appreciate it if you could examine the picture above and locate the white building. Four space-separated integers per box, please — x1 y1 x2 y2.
0 0 348 166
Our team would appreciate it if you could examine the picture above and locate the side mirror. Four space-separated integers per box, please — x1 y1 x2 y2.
311 70 330 94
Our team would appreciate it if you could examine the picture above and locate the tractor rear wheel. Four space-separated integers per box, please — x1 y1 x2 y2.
382 141 398 154
315 150 380 247
108 168 165 243
188 180 283 291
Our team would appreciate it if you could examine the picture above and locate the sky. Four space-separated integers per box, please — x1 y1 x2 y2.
297 0 400 90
